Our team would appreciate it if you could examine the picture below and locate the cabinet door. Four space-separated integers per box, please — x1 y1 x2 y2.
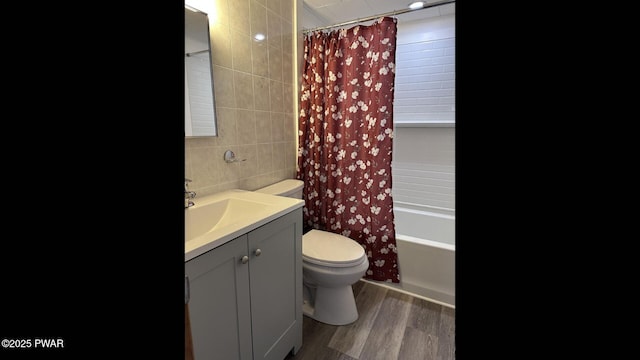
248 209 303 360
185 235 253 360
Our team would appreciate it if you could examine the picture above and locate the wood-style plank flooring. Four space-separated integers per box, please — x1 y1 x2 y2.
286 280 455 360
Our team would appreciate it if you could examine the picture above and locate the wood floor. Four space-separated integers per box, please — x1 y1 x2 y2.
285 280 455 360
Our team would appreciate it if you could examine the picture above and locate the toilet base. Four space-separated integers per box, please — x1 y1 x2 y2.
302 299 315 318
302 285 359 326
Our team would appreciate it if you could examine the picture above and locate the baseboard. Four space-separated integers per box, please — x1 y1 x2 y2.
359 279 455 309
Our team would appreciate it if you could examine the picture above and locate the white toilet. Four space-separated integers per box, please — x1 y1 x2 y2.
255 179 369 326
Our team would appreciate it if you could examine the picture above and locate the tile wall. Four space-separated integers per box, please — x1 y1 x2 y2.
185 0 299 197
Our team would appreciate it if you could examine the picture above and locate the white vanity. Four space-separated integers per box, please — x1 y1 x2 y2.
185 189 304 360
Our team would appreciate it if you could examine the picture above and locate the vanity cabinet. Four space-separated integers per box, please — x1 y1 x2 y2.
186 208 303 360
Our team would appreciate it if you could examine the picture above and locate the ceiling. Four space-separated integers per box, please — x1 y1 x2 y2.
302 0 456 29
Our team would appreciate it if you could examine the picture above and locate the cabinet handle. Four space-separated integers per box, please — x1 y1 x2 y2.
185 275 190 304
254 249 262 257
241 255 249 264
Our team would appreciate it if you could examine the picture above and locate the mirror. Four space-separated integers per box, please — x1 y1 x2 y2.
185 5 217 137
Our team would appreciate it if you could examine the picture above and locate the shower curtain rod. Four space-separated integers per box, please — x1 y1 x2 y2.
302 0 455 34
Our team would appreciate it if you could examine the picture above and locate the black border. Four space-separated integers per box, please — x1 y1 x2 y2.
2 2 184 358
455 1 564 355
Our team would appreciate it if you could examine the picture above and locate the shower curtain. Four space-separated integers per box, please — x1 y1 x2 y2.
296 17 399 283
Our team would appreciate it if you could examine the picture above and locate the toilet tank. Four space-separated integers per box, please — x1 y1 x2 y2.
255 179 304 199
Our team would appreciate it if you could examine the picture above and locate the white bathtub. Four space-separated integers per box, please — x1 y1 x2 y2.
364 204 455 308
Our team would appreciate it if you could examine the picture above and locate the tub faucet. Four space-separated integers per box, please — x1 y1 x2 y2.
185 178 196 208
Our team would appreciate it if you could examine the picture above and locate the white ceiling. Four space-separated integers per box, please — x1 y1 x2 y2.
302 0 456 29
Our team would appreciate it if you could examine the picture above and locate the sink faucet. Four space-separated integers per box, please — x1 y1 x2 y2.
185 178 196 208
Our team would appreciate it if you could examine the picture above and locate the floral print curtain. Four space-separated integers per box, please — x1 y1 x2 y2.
296 17 400 283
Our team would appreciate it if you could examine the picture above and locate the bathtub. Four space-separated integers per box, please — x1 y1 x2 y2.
363 203 455 308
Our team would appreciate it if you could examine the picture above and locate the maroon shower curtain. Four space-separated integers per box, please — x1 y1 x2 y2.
296 17 400 283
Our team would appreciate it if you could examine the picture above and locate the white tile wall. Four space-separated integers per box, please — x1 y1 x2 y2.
392 128 455 211
392 14 455 213
395 14 455 124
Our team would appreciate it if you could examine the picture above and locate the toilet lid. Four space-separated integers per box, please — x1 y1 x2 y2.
303 230 366 267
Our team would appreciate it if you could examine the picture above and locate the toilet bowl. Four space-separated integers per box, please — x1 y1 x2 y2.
255 180 369 325
302 229 369 325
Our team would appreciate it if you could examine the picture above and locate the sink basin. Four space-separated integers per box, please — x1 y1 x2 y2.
185 189 304 261
185 198 269 242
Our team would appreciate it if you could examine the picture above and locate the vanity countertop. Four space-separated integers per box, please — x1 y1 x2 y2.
185 189 303 261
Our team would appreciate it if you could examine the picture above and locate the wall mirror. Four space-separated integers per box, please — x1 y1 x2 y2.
185 5 217 137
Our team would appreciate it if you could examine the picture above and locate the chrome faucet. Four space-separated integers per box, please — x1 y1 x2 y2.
185 178 196 208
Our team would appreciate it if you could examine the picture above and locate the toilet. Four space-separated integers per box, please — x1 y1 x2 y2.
255 179 369 326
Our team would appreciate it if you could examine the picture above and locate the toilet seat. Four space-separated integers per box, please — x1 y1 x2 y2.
303 230 366 268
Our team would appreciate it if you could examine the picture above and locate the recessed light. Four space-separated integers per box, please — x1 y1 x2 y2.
408 1 425 10
254 33 266 42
